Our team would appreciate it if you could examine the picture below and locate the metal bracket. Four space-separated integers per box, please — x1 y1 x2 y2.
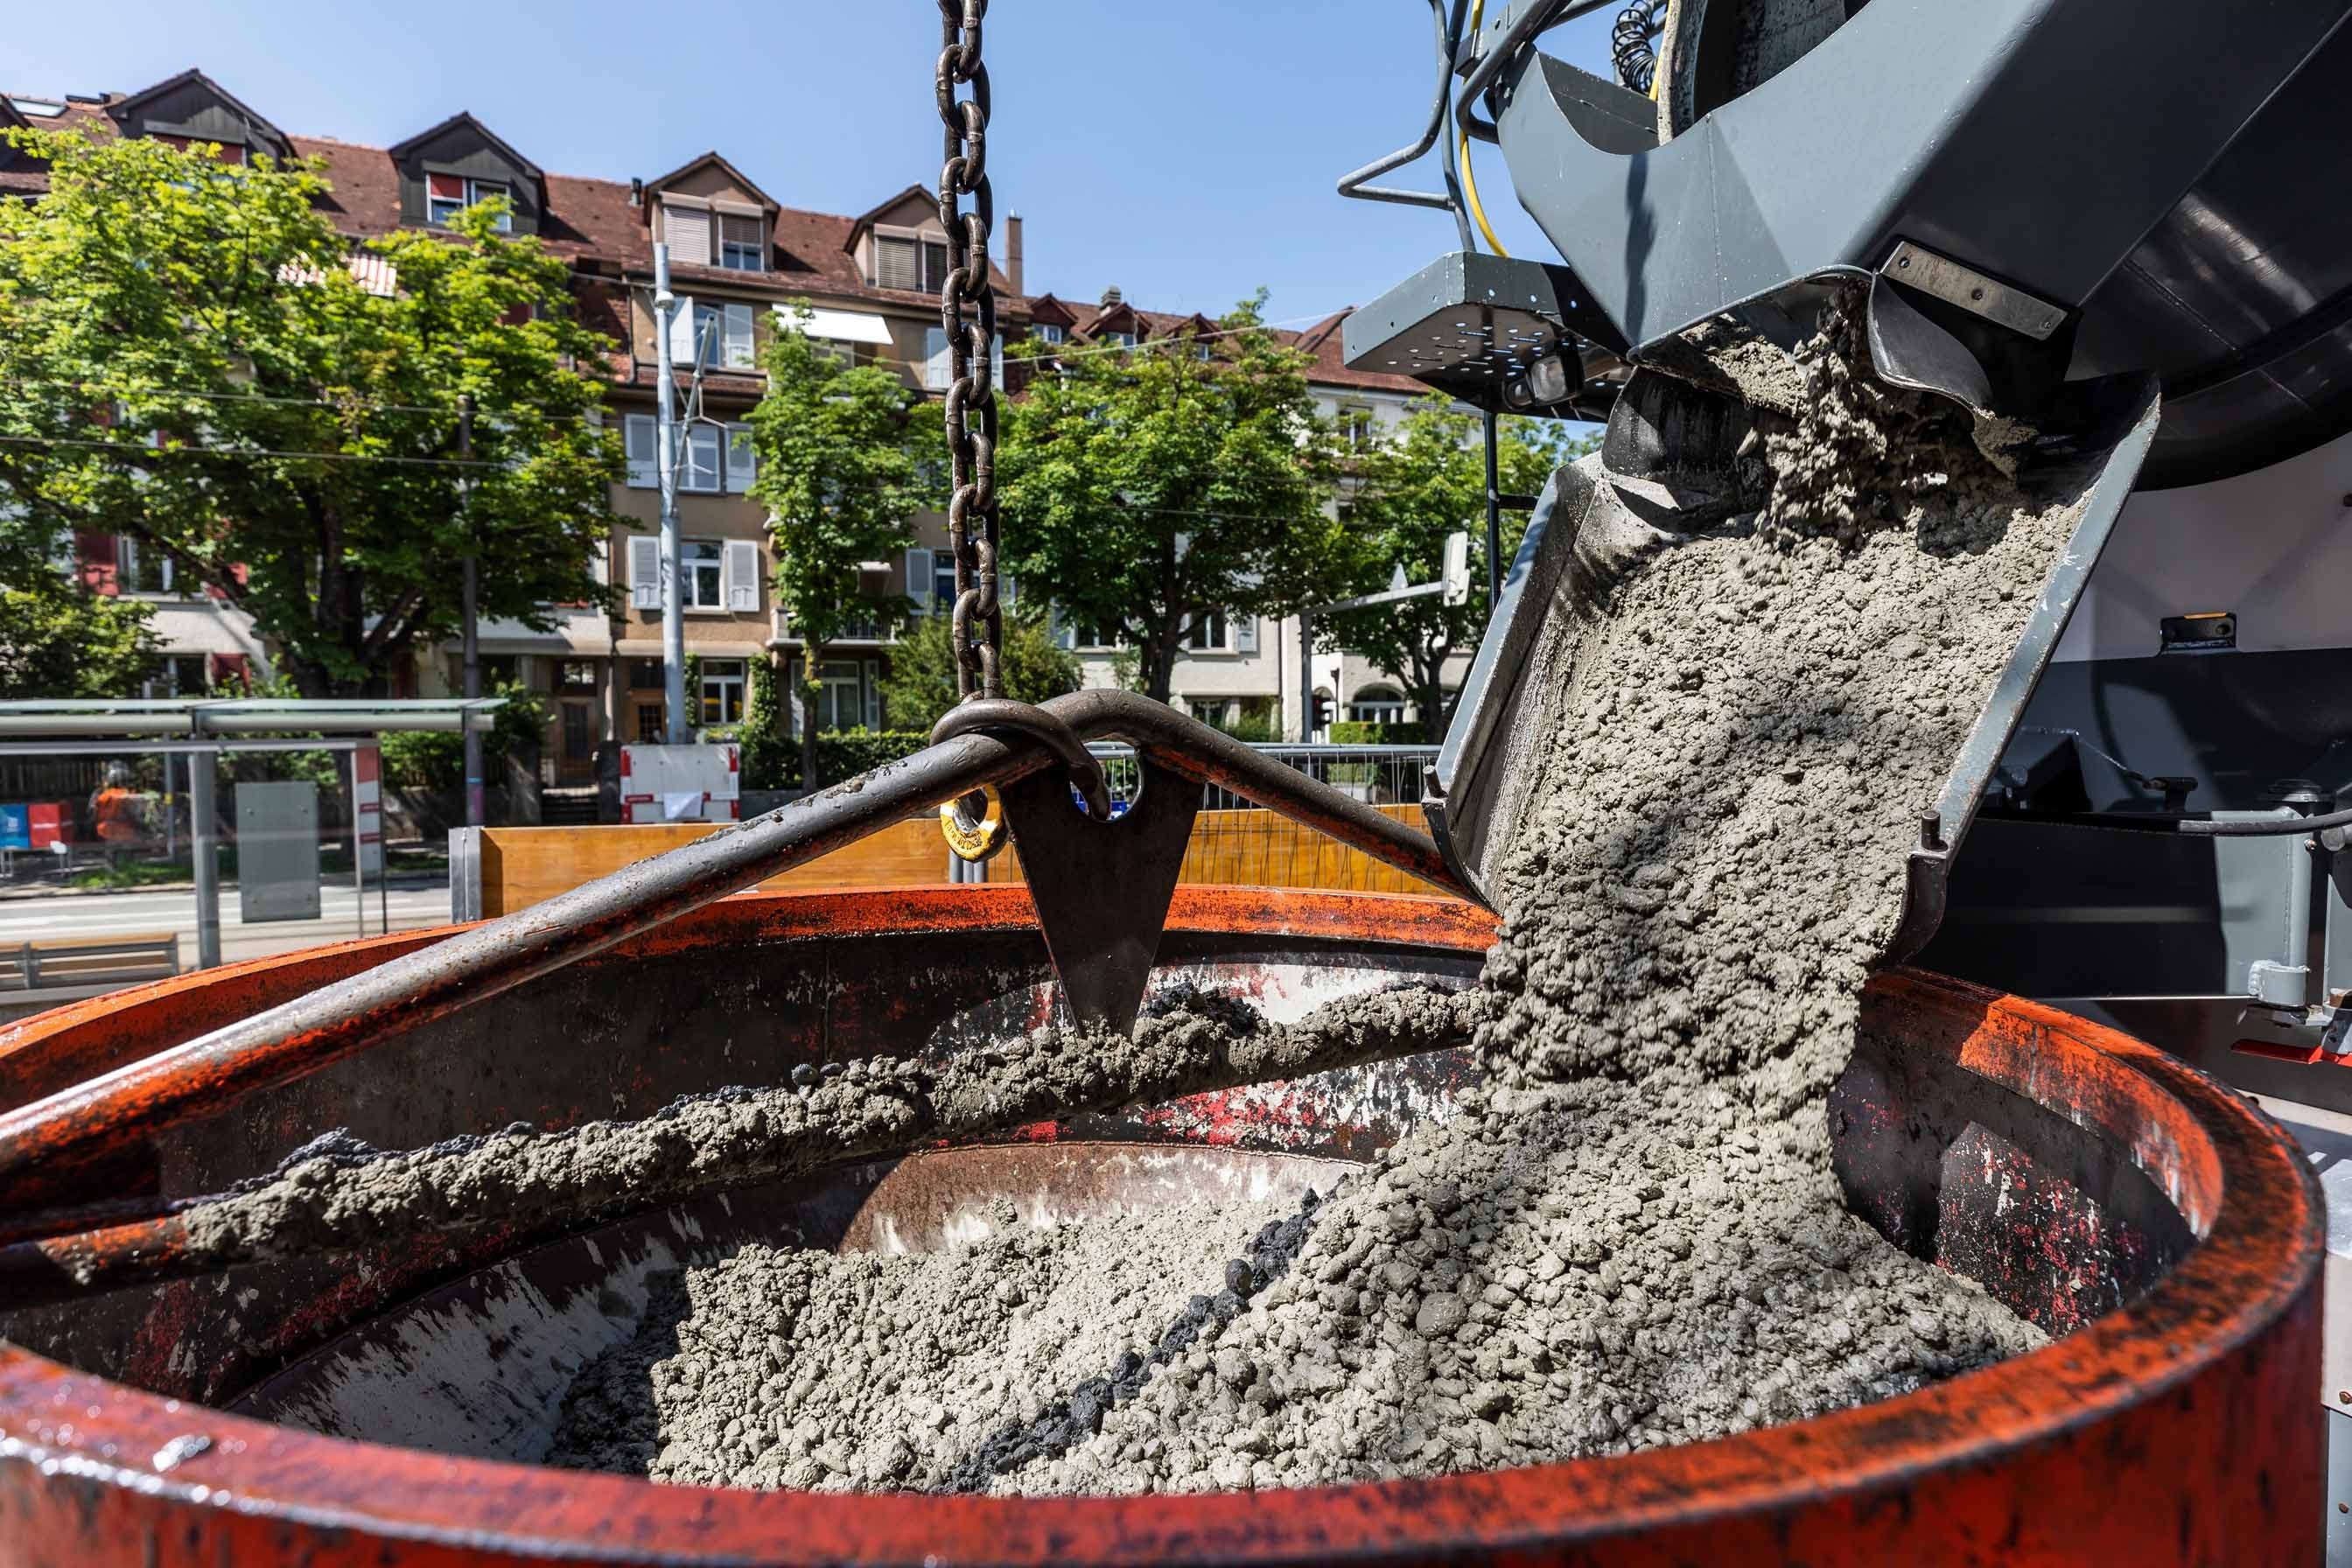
998 752 1203 1036
1880 242 2066 341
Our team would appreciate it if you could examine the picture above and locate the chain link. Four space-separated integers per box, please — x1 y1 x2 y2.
936 0 1001 701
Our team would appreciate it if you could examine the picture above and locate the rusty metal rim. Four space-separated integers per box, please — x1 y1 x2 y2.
0 887 2325 1565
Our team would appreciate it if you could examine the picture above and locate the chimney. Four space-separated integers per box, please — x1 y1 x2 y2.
628 177 644 207
1101 284 1123 308
1005 213 1025 297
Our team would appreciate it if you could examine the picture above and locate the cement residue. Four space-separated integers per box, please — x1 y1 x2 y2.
538 290 2074 1493
173 982 1476 1278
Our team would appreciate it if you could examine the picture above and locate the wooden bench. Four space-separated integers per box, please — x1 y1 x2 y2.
0 933 182 998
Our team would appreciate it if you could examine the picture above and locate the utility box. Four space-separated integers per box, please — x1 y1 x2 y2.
0 806 26 850
25 803 67 849
235 780 321 922
619 743 740 824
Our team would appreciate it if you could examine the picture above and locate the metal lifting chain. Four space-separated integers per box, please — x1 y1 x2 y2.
936 0 1001 703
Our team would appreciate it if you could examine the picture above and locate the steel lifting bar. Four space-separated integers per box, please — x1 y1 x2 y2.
0 692 1471 1240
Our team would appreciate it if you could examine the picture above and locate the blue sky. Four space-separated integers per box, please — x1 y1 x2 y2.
7 0 1622 326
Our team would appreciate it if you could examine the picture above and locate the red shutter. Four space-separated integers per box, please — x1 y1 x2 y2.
209 654 250 691
74 533 119 595
427 172 465 200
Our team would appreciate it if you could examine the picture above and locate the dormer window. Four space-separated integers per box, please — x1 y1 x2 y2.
152 132 247 165
872 229 951 292
429 173 510 230
719 214 765 271
1032 324 1065 346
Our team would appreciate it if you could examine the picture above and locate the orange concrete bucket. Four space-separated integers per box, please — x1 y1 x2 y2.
0 887 2323 1564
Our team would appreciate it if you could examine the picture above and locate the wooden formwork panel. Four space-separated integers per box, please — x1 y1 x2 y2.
471 806 1445 916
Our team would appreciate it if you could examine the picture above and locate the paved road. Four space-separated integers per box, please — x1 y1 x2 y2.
0 881 455 970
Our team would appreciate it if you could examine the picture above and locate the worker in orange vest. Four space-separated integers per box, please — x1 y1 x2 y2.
91 762 144 848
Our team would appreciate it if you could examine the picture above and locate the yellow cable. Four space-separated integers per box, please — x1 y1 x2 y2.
1460 0 1510 258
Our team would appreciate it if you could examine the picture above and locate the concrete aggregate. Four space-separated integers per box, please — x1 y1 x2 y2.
542 292 2090 1493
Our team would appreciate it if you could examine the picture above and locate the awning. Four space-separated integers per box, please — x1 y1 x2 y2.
146 602 265 659
788 306 894 346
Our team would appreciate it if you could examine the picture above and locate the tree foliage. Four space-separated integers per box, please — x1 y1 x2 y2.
0 583 155 698
748 307 925 787
0 128 622 697
878 608 1082 734
996 295 1346 704
1323 402 1595 732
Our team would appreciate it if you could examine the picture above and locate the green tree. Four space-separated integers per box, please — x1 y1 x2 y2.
0 128 621 698
748 305 924 789
0 583 155 697
996 295 1346 704
878 608 1082 734
1324 402 1595 732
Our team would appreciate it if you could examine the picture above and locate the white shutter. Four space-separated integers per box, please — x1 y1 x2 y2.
905 547 934 613
724 423 757 493
873 234 918 290
664 203 711 267
991 332 1004 388
724 539 760 612
1050 606 1074 651
684 424 722 492
627 536 661 610
924 326 951 390
624 415 657 488
863 661 882 730
723 303 755 369
999 572 1014 612
666 294 698 366
1236 614 1258 654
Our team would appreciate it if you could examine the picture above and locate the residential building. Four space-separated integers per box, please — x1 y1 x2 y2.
8 68 1460 777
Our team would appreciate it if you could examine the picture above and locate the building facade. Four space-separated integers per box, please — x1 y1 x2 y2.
9 68 1458 780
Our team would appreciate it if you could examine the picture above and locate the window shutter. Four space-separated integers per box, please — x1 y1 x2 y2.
724 423 757 493
925 327 951 390
628 536 661 610
685 424 722 492
724 539 760 612
666 294 698 366
1236 614 1258 654
664 203 711 267
873 234 917 290
1050 606 1074 651
999 572 1014 612
723 303 755 369
624 415 657 487
905 547 934 613
864 661 882 730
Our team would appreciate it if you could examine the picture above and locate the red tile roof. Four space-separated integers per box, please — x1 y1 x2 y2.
7 80 1425 396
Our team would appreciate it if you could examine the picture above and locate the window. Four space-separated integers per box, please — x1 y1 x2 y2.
428 172 509 229
724 423 757 493
636 704 664 743
872 230 950 291
628 658 664 690
719 214 765 271
699 659 746 727
933 555 958 613
682 423 722 493
682 539 724 608
557 661 598 691
1186 611 1228 652
1349 686 1409 724
1031 323 1065 346
152 132 246 166
1100 330 1138 349
1187 699 1235 726
691 303 723 369
562 703 592 761
118 536 172 593
816 661 865 730
1339 405 1377 450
